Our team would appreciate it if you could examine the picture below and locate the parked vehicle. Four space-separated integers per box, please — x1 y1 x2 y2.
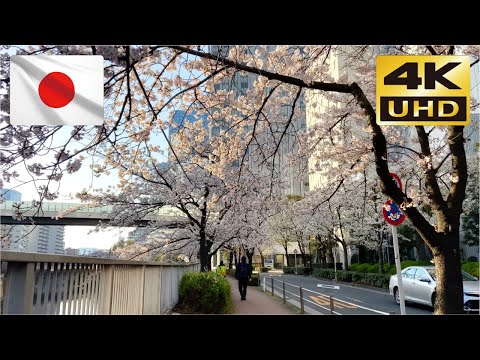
389 266 479 313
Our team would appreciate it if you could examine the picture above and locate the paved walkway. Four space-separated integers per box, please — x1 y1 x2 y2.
227 276 297 315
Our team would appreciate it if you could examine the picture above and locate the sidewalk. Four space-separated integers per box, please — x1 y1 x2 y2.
227 276 297 315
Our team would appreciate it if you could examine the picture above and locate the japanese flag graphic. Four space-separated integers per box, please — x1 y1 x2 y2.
10 55 104 126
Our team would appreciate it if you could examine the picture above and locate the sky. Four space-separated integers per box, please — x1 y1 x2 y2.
64 226 134 249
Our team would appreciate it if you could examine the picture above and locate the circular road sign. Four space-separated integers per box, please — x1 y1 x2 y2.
389 173 402 191
383 199 405 226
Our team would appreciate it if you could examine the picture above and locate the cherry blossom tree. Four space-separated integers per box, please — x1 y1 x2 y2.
1 44 478 313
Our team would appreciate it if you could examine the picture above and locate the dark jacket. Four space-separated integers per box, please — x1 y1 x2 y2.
235 262 251 281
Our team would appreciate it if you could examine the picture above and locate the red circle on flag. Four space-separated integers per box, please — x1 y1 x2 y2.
38 72 75 108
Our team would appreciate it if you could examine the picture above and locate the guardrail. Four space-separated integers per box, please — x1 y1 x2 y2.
261 276 391 315
0 251 200 315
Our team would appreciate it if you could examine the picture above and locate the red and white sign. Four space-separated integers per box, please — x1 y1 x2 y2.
383 199 405 226
389 173 402 191
10 55 104 126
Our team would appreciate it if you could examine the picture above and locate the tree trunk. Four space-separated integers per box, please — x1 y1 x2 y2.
433 239 464 314
228 251 234 269
340 242 349 271
284 245 290 267
246 248 254 267
298 240 307 267
199 233 211 272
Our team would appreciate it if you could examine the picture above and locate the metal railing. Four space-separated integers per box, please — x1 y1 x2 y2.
0 251 200 315
262 276 391 315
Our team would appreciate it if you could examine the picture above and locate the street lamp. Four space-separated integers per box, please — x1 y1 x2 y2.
294 249 298 275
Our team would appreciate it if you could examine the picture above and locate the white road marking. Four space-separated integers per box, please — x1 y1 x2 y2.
317 284 340 290
343 296 366 304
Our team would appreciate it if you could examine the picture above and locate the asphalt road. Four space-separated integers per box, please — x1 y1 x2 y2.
258 273 433 315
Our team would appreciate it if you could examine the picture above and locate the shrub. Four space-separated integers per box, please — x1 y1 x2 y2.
400 260 431 269
313 263 343 270
312 269 391 289
336 271 352 282
260 267 269 273
312 268 336 279
467 256 478 262
282 266 311 275
462 262 479 278
176 272 232 314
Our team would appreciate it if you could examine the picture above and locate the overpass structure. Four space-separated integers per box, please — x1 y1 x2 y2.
0 201 187 227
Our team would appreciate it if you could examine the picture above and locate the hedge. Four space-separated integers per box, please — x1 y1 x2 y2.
349 261 432 275
312 268 391 289
283 266 311 275
462 262 479 278
176 271 232 314
312 263 343 270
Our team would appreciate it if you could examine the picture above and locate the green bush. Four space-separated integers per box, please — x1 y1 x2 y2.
462 262 479 278
283 266 311 275
351 261 432 274
260 267 269 273
177 272 232 314
312 268 336 279
312 263 343 270
400 260 431 269
312 269 391 289
467 256 478 262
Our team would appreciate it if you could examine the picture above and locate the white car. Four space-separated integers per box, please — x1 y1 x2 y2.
389 266 479 313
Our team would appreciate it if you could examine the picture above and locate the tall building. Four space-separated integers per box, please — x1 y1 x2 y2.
65 247 80 256
128 227 148 243
169 110 208 140
1 224 29 251
0 189 28 251
0 188 21 201
24 225 65 254
461 113 479 261
208 45 309 198
305 46 386 267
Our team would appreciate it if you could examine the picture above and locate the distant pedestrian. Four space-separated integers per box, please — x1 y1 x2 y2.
235 256 251 300
216 260 227 278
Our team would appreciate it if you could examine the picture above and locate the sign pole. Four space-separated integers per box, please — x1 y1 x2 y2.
391 225 406 315
294 249 297 275
333 246 337 282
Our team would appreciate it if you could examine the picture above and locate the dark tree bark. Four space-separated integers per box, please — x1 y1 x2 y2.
199 186 211 271
282 240 290 267
244 247 255 269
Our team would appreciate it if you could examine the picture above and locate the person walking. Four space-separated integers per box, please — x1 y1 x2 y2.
235 256 251 300
216 260 227 278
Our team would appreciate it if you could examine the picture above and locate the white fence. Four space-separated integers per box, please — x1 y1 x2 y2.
0 251 200 315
